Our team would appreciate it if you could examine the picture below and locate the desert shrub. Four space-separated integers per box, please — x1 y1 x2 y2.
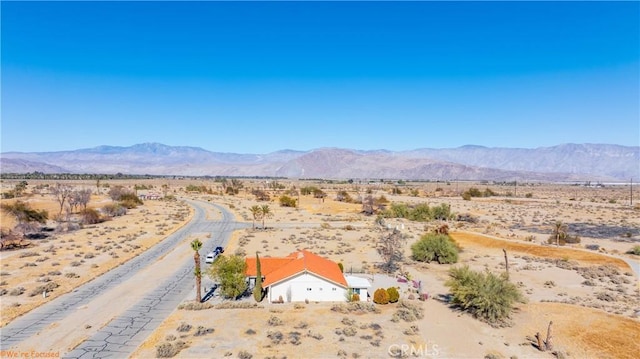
194 326 215 336
101 204 127 217
391 301 424 322
445 265 524 327
268 315 283 326
461 192 472 201
215 302 262 309
336 190 354 203
279 195 297 208
411 233 459 264
267 330 284 345
176 322 192 332
29 282 59 297
627 245 640 255
338 262 344 273
386 287 400 303
156 341 187 358
119 193 143 209
331 302 380 314
373 288 390 305
342 326 357 337
288 331 302 345
9 287 25 296
177 301 213 310
81 208 103 225
237 350 253 359
19 251 40 258
245 329 256 335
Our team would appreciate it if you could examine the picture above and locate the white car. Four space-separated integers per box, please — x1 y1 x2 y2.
205 252 217 264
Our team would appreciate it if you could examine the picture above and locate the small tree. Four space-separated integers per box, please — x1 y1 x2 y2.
551 221 567 247
51 183 73 216
249 205 262 229
377 227 406 272
1 201 48 236
411 233 459 264
208 255 248 299
191 239 203 302
253 252 264 302
260 205 272 229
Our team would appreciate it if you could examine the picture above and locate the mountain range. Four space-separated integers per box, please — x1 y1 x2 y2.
1 143 638 181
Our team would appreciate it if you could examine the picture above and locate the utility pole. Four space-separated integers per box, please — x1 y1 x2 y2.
631 178 634 207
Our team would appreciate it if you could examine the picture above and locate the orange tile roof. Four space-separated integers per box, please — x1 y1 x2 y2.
245 250 347 288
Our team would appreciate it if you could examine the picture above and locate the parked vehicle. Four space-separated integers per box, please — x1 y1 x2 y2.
205 246 225 264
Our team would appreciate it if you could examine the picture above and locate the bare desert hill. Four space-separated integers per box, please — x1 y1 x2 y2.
1 142 638 180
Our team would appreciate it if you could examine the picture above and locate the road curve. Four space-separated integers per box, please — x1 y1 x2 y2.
1 199 248 358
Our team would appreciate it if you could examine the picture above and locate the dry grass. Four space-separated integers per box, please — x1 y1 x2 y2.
451 231 632 270
519 302 640 359
0 192 193 326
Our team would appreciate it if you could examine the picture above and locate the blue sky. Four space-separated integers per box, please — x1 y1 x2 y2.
1 1 638 153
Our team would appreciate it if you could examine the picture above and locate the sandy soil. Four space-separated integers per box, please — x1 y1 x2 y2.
0 185 193 326
131 180 638 359
3 179 639 358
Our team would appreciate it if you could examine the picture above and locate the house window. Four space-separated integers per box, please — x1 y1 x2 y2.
332 288 336 291
319 287 323 291
307 288 312 291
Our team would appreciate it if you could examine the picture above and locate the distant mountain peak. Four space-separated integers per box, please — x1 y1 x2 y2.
1 142 637 180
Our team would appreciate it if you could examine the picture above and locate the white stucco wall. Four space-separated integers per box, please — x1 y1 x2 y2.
350 287 368 301
268 272 347 303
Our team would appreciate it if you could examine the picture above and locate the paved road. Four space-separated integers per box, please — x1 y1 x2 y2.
0 199 248 358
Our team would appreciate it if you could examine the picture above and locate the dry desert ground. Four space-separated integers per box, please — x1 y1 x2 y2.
1 178 639 359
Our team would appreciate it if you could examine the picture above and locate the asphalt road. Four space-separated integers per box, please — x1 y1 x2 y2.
0 199 248 358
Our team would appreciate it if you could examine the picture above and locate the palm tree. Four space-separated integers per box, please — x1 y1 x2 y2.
191 238 203 302
260 205 272 229
249 205 262 229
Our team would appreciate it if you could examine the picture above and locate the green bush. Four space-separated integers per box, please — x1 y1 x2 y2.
627 245 640 255
411 233 459 264
373 288 390 304
119 193 143 209
338 262 344 273
278 195 297 207
445 265 524 326
386 287 400 303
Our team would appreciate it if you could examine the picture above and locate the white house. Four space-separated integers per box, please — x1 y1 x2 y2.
345 275 371 302
245 250 353 303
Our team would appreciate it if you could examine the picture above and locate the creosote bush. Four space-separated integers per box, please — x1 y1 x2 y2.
373 288 390 305
445 265 524 327
386 287 400 303
411 233 459 264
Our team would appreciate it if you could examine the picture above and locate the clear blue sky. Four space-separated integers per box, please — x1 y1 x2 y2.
1 1 638 153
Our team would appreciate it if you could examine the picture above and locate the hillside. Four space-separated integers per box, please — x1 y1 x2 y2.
1 143 638 181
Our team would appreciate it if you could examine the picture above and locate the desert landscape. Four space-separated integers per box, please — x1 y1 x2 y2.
1 178 638 358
